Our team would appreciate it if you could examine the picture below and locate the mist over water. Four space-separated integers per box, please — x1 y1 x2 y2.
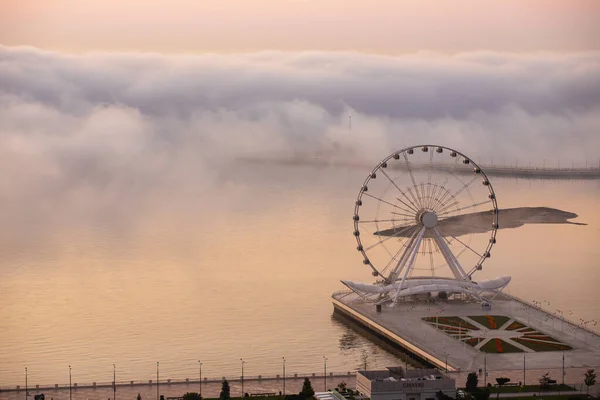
1 47 600 387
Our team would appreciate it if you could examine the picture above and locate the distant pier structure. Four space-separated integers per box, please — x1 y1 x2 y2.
461 162 600 179
240 153 600 179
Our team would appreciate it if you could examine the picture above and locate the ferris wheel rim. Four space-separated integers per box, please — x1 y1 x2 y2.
352 144 499 283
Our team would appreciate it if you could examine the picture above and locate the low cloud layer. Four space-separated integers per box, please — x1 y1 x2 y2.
1 46 599 240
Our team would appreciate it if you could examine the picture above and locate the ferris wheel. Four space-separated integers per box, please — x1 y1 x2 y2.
352 145 499 290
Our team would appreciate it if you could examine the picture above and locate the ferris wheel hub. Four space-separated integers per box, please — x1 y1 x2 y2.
420 211 438 228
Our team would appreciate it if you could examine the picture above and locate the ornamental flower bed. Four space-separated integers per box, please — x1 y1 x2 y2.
480 338 523 353
468 315 511 329
465 337 485 347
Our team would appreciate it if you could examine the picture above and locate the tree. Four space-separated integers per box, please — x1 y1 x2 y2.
219 379 231 400
466 373 479 393
337 381 347 392
539 372 556 389
300 378 315 398
473 388 490 400
495 378 510 400
496 378 510 387
436 390 454 400
360 350 369 371
584 369 596 396
183 393 202 400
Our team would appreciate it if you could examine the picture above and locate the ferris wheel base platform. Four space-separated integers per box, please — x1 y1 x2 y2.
332 291 600 375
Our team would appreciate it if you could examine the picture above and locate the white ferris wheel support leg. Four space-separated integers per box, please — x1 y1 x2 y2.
386 228 421 284
432 228 470 281
393 226 426 303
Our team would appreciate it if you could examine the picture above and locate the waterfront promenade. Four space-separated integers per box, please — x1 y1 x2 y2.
2 368 599 400
0 373 353 400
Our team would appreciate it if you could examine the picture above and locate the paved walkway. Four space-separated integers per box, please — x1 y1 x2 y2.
0 376 354 400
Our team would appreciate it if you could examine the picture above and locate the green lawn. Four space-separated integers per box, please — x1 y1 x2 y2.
479 338 524 353
468 315 511 329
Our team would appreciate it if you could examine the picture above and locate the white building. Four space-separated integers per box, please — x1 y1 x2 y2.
356 367 456 400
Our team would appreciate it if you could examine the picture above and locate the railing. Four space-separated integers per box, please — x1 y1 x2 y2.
0 371 356 393
500 292 600 338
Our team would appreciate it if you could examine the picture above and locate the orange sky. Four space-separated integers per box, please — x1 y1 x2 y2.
1 0 599 52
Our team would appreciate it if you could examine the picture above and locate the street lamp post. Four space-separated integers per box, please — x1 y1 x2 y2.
25 367 28 400
157 362 160 400
523 354 526 386
113 364 116 400
282 357 286 396
240 359 245 397
484 354 487 387
69 365 72 400
445 354 448 373
562 352 565 386
323 356 328 392
199 361 202 397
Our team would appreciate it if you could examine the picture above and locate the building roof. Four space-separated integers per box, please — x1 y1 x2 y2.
314 391 346 400
358 367 449 382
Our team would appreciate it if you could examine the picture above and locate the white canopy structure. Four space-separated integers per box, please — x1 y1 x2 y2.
348 145 508 304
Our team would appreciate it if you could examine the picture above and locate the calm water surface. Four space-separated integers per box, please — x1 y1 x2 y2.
1 163 599 387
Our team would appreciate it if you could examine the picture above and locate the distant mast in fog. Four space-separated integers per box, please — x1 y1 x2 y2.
348 113 352 133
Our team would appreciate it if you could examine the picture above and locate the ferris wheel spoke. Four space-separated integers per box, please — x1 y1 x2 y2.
396 196 420 215
420 182 429 210
436 199 460 215
438 199 492 218
402 152 425 208
433 175 479 213
436 227 483 258
379 225 422 277
359 218 410 224
426 183 447 212
391 211 419 219
429 156 460 211
377 169 420 213
364 224 417 252
425 151 435 210
362 192 415 215
406 187 423 212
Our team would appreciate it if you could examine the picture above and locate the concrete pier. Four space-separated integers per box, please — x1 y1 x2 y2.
332 291 600 374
